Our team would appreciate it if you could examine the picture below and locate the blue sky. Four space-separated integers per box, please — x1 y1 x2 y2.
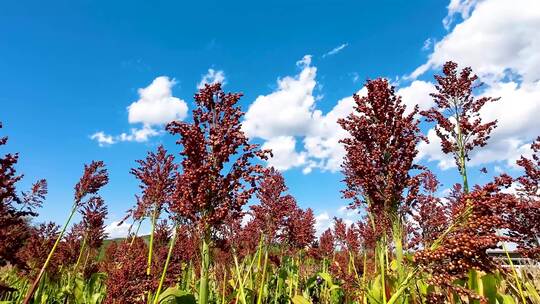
2 0 539 237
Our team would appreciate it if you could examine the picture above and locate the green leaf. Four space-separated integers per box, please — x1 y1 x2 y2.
524 282 540 303
481 273 498 303
498 294 516 304
157 287 196 304
291 295 311 304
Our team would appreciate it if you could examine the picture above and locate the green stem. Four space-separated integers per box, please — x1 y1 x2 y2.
379 240 387 304
23 204 78 304
257 250 268 304
130 219 142 246
73 233 87 273
147 205 158 276
199 229 211 304
392 220 405 282
503 243 527 304
153 225 178 304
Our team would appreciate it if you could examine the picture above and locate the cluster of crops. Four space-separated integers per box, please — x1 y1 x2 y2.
1 61 539 304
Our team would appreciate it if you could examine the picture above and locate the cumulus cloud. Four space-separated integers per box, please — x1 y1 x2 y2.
322 43 348 58
244 56 438 174
414 0 540 170
91 76 187 146
104 221 132 239
197 68 226 89
128 76 188 125
411 0 540 84
262 136 307 171
396 80 436 113
243 55 317 140
243 55 353 173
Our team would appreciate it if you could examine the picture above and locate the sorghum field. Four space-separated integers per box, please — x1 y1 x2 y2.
1 62 539 304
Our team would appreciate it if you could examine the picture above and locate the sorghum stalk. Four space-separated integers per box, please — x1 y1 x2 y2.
22 203 77 304
199 228 211 304
153 225 178 304
147 205 158 276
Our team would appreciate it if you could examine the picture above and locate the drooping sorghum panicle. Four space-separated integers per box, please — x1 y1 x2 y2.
338 78 425 235
166 83 270 234
20 179 47 215
80 196 108 250
421 61 499 184
250 167 297 246
414 174 518 298
74 161 109 206
509 136 540 257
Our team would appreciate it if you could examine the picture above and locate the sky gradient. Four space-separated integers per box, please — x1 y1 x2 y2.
2 0 539 237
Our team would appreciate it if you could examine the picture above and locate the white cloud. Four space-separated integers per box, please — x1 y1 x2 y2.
417 128 456 170
91 125 161 146
322 43 348 58
118 125 161 143
104 221 132 239
262 136 307 171
396 80 436 113
243 55 317 140
197 68 226 89
315 212 331 236
422 38 434 51
413 0 540 170
411 0 540 84
91 76 187 146
314 206 361 236
443 0 480 29
90 132 115 147
128 76 188 125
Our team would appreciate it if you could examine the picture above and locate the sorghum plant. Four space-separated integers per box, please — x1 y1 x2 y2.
166 83 269 304
0 122 47 269
130 145 176 276
338 78 425 292
414 174 518 301
421 61 499 193
250 167 297 246
23 160 108 304
510 137 540 257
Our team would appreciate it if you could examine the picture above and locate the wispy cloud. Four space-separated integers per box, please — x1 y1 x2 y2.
322 43 348 58
197 68 226 89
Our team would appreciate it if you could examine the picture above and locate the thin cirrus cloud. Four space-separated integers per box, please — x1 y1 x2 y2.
322 43 348 58
90 76 188 146
412 0 540 171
